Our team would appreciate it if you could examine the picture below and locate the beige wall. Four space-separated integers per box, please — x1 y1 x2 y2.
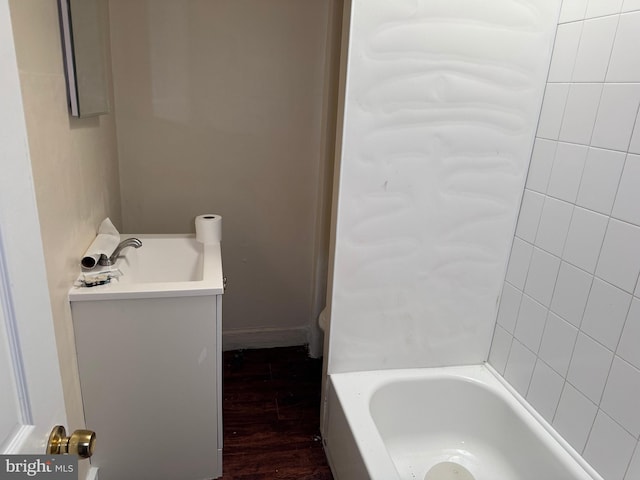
109 0 337 348
8 0 121 470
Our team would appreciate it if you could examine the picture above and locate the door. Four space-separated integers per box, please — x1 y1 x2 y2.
0 0 68 454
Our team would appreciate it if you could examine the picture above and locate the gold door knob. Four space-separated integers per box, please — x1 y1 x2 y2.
47 425 96 459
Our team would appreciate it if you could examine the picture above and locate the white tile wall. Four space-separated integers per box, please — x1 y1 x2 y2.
554 383 599 452
596 219 640 293
625 444 640 479
516 190 545 243
572 16 618 82
496 283 522 334
613 154 640 225
567 332 614 403
539 311 579 375
504 339 538 395
592 85 640 150
580 279 632 350
528 360 565 420
559 83 603 144
547 143 588 202
562 207 608 273
630 117 640 153
538 83 570 139
607 12 640 82
548 22 582 82
576 148 626 214
524 248 561 306
618 299 640 369
584 411 637 480
489 3 640 479
601 357 640 437
550 262 593 327
488 325 512 373
527 138 558 192
535 197 574 254
559 0 588 22
514 295 548 352
585 0 623 18
623 0 640 12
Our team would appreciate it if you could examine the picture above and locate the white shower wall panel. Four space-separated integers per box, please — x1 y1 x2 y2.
328 0 561 373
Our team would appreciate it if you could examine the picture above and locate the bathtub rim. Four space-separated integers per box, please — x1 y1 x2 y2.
326 363 604 480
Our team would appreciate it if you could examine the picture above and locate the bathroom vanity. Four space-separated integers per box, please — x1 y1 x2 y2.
69 234 223 480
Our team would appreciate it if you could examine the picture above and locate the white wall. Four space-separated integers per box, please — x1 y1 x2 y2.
108 0 338 350
327 0 561 373
489 2 640 479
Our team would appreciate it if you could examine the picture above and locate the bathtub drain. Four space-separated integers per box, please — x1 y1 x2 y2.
424 462 474 480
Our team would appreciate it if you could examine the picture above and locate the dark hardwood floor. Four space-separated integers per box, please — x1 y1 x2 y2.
222 346 334 480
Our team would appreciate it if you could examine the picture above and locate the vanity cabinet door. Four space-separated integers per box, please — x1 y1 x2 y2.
72 294 222 480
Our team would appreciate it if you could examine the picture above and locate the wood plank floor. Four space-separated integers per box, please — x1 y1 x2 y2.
221 346 334 480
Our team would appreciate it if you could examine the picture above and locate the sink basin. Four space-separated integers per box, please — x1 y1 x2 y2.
119 236 202 283
69 234 223 301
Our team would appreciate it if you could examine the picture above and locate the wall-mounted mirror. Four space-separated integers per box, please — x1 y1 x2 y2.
58 0 110 117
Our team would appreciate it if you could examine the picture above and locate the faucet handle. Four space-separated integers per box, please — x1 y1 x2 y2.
98 253 112 267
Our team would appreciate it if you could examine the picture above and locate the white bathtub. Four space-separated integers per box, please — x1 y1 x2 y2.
324 364 603 480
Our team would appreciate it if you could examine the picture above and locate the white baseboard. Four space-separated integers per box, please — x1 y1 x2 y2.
222 326 308 351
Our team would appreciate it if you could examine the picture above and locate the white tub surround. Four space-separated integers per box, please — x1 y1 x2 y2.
324 365 602 480
327 0 562 372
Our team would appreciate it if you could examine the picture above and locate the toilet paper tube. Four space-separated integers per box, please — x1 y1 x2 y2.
81 218 120 269
195 214 222 244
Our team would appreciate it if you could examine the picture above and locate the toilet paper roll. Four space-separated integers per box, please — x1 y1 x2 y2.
195 214 222 244
81 218 121 269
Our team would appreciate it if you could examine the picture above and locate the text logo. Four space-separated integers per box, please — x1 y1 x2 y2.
0 456 76 479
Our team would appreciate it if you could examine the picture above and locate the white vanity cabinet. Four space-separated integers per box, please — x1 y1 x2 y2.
69 235 223 480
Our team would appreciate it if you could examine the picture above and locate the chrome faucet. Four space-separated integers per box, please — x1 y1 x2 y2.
98 238 142 266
